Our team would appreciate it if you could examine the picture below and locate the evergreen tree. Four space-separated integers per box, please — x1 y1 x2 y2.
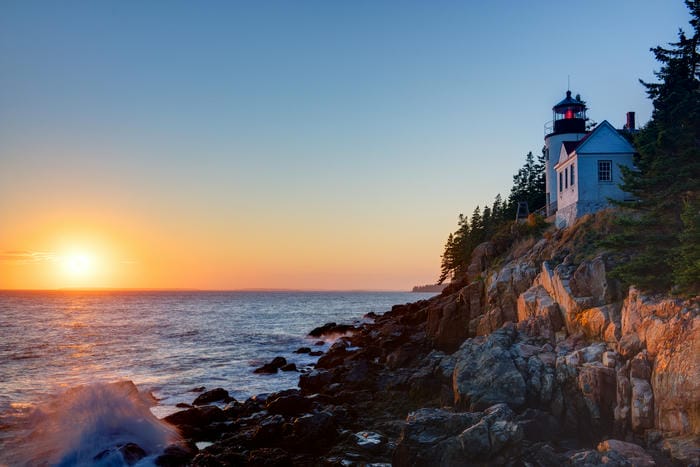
438 233 455 285
470 206 484 245
491 194 504 223
675 193 700 292
506 151 546 219
607 0 700 293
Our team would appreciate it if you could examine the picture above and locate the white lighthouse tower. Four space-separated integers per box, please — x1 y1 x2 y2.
544 91 588 216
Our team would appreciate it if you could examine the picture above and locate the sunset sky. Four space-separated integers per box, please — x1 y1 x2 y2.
0 1 690 290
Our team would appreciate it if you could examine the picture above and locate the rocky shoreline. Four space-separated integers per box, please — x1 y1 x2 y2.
156 214 699 466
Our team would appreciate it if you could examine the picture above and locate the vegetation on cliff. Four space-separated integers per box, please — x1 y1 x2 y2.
605 0 700 295
438 151 547 284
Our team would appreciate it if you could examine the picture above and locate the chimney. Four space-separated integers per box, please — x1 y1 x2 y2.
626 111 635 130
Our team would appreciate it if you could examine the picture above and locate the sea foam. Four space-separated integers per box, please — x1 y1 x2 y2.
3 380 180 466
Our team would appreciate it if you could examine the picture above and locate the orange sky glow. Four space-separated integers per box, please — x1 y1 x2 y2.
1 3 687 291
0 204 440 291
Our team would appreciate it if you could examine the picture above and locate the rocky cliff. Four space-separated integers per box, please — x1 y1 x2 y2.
163 211 699 466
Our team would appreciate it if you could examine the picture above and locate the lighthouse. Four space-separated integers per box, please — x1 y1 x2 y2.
544 91 588 216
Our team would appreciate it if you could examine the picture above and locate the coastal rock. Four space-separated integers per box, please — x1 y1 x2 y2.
662 435 700 465
425 292 471 352
155 444 196 466
392 408 482 466
394 404 523 466
289 412 337 452
280 363 297 372
119 443 147 464
247 448 292 466
452 326 527 411
265 391 313 416
293 347 311 354
308 322 354 338
516 284 562 343
486 261 538 329
163 406 226 439
577 363 616 431
192 388 233 406
597 439 655 467
570 255 621 306
567 448 629 466
254 357 288 374
466 241 495 282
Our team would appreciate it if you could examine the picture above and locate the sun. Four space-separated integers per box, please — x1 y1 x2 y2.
63 253 93 277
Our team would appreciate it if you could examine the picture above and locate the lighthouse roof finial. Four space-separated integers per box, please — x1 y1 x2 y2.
554 90 585 110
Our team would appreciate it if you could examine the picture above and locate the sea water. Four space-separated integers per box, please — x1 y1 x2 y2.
0 290 434 465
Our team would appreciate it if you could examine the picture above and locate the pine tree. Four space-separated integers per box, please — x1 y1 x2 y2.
438 233 455 285
607 0 700 293
470 206 484 245
506 151 546 219
675 193 700 292
491 194 504 223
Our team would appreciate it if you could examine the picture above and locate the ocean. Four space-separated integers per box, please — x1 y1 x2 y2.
0 290 434 466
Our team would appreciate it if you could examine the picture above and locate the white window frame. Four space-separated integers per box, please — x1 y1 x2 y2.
598 160 612 182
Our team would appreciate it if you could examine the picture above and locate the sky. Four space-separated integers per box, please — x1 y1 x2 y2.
0 1 692 290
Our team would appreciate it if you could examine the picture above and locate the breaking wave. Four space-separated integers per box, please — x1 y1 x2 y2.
2 381 180 466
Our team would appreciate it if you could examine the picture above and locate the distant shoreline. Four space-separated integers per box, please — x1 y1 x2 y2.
0 288 424 294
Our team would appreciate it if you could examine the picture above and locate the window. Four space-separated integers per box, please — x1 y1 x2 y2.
571 163 575 185
559 172 563 192
598 160 612 182
565 168 568 188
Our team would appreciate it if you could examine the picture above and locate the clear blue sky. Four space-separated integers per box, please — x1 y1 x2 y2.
0 1 692 290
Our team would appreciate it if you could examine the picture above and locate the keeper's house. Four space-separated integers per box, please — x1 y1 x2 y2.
543 91 637 228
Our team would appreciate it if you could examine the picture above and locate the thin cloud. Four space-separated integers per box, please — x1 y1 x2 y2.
1 250 59 264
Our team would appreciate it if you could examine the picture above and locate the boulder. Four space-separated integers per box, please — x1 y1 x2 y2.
630 377 654 432
247 448 292 467
155 444 196 466
299 369 333 394
425 295 470 352
662 435 700 465
597 439 655 467
652 313 700 435
570 256 620 306
466 241 495 282
192 388 233 406
577 364 616 430
308 322 354 338
452 326 527 411
288 412 337 452
163 406 226 439
265 392 313 417
280 363 297 372
393 408 481 466
254 357 288 374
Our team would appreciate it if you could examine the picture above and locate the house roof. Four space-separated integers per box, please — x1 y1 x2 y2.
575 120 635 154
553 120 635 171
562 141 579 156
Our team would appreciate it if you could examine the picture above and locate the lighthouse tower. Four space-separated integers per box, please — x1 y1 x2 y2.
544 91 588 216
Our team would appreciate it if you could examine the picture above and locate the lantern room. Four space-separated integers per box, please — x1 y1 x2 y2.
552 90 587 134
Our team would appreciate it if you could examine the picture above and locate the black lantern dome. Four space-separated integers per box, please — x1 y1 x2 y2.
552 90 587 134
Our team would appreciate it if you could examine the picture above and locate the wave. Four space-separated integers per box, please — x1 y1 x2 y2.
1 380 181 466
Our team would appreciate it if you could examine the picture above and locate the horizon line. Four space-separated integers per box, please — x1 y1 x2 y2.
0 287 430 293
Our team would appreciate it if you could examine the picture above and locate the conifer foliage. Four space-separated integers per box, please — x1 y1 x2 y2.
438 152 546 284
606 0 700 294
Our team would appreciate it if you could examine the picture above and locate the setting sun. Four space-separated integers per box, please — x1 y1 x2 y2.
63 254 92 277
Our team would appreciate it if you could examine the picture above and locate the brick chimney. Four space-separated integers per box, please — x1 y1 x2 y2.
626 111 635 130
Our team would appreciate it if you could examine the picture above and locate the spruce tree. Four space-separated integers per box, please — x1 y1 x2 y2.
438 233 455 285
607 0 699 293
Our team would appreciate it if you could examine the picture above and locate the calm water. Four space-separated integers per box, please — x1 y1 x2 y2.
0 290 433 465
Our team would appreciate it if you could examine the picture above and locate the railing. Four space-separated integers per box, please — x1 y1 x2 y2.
544 121 554 136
